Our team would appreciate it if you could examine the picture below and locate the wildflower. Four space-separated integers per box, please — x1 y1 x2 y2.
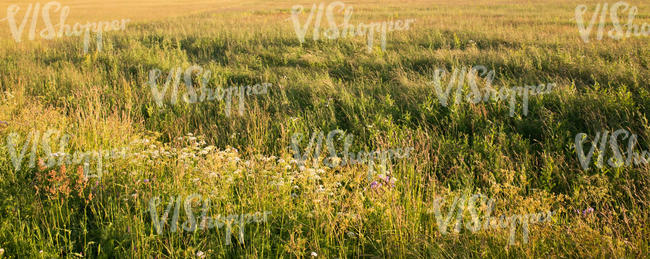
75 166 87 198
329 156 342 167
143 179 150 183
576 207 594 217
196 251 205 258
37 158 47 171
370 181 380 189
380 175 396 188
310 252 317 257
51 152 66 158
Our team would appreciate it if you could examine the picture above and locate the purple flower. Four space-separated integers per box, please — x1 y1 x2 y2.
577 207 594 217
143 179 150 183
370 181 380 189
382 175 395 188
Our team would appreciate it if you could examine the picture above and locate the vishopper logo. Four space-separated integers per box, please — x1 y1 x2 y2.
290 1 415 52
429 65 554 117
148 65 270 117
290 129 413 180
575 1 649 43
428 194 556 245
5 129 140 178
148 194 271 245
1 1 130 54
575 128 650 170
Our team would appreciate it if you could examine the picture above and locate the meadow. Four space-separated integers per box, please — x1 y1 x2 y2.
0 0 648 257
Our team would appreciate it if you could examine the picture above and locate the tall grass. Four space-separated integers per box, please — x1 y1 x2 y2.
0 0 648 257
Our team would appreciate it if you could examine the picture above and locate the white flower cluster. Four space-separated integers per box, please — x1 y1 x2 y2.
290 129 413 180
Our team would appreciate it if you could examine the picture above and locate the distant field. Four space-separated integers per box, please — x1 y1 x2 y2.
0 0 648 258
